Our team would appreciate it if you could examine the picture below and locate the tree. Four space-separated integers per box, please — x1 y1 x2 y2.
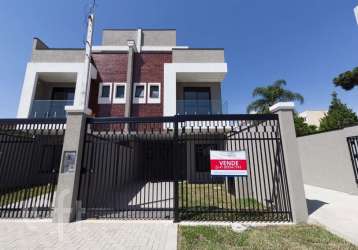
333 67 358 91
319 92 358 131
294 114 317 136
247 80 304 114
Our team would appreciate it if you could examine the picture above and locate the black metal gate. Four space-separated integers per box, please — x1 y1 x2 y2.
347 136 358 183
78 114 292 222
0 119 65 218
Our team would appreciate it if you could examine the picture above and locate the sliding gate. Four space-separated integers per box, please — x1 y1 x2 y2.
78 114 292 222
0 119 66 218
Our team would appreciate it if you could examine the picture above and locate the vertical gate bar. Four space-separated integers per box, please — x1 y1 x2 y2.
253 124 265 214
47 125 64 218
276 116 293 220
347 137 358 182
110 128 118 219
274 119 289 220
103 129 112 218
10 123 28 218
115 129 123 219
82 123 93 219
261 121 274 221
1 124 17 216
92 129 102 218
173 117 179 222
21 124 39 218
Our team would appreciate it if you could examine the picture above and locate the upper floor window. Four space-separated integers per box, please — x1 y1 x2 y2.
113 83 126 104
148 83 161 104
133 83 146 104
52 87 75 101
183 87 211 114
98 83 112 104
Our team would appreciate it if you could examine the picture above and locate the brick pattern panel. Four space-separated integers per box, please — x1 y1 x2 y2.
89 53 128 117
132 52 172 117
89 52 172 117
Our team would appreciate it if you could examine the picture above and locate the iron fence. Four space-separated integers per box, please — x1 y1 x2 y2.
347 136 358 184
0 118 66 218
78 114 292 222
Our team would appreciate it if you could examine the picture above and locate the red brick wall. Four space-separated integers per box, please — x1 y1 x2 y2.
89 53 128 117
132 52 172 117
89 52 172 117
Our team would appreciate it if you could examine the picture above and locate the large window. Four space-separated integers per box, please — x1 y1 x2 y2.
51 87 75 100
183 87 211 114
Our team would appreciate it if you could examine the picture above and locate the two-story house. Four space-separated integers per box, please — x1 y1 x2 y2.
17 29 227 119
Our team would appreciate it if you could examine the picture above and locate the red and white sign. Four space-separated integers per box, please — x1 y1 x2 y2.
210 150 248 176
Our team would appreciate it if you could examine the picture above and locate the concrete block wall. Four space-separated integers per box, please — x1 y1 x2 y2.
298 126 358 195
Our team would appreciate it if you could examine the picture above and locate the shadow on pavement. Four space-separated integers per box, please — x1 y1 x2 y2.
306 199 328 215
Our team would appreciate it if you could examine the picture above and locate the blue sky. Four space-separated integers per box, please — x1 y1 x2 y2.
0 0 357 117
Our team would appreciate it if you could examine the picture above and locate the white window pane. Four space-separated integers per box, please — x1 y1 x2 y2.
116 86 125 98
135 86 145 98
101 86 110 98
150 86 159 98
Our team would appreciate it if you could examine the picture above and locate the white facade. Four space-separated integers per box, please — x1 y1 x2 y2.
299 110 327 127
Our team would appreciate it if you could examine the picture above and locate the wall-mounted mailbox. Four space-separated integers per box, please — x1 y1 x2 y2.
62 151 77 173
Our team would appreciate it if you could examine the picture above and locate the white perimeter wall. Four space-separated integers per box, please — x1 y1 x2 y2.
297 126 358 195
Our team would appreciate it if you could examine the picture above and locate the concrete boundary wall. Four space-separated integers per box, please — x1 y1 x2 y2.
297 126 358 195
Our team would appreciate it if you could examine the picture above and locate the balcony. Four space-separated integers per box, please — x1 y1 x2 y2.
176 100 227 115
29 100 74 118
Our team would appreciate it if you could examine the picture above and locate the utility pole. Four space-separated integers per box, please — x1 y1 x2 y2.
79 13 95 112
53 3 96 223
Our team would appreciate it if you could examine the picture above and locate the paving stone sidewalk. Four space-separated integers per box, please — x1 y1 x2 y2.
0 219 177 250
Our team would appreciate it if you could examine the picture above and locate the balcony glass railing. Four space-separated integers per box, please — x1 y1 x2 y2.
176 100 228 115
29 100 74 118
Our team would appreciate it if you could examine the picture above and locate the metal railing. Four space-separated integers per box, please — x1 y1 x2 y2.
176 100 228 115
29 100 74 118
347 136 358 183
0 118 66 218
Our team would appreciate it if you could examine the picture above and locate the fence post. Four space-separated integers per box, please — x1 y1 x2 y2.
270 102 308 223
53 109 89 223
173 116 179 222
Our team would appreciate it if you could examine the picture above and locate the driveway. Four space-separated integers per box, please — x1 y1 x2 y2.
305 184 358 245
0 220 177 250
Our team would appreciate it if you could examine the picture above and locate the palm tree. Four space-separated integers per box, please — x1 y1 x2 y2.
247 80 304 113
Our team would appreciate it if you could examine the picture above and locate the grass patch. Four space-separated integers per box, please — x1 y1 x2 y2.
0 184 55 207
178 225 358 250
178 182 290 221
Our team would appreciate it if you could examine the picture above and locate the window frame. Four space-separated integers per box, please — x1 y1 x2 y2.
132 83 147 104
147 82 161 104
98 82 112 104
113 82 126 104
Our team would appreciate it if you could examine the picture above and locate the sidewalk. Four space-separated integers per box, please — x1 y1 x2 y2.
0 220 177 250
305 184 358 246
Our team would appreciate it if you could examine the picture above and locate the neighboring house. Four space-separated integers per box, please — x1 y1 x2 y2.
299 110 327 127
17 29 227 119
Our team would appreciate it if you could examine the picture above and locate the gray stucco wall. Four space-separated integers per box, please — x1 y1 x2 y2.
141 30 176 46
31 38 85 63
297 126 358 195
173 49 225 63
102 29 176 46
102 30 138 46
31 49 85 63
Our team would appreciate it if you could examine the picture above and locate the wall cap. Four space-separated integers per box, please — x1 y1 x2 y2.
269 102 295 113
65 106 92 115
